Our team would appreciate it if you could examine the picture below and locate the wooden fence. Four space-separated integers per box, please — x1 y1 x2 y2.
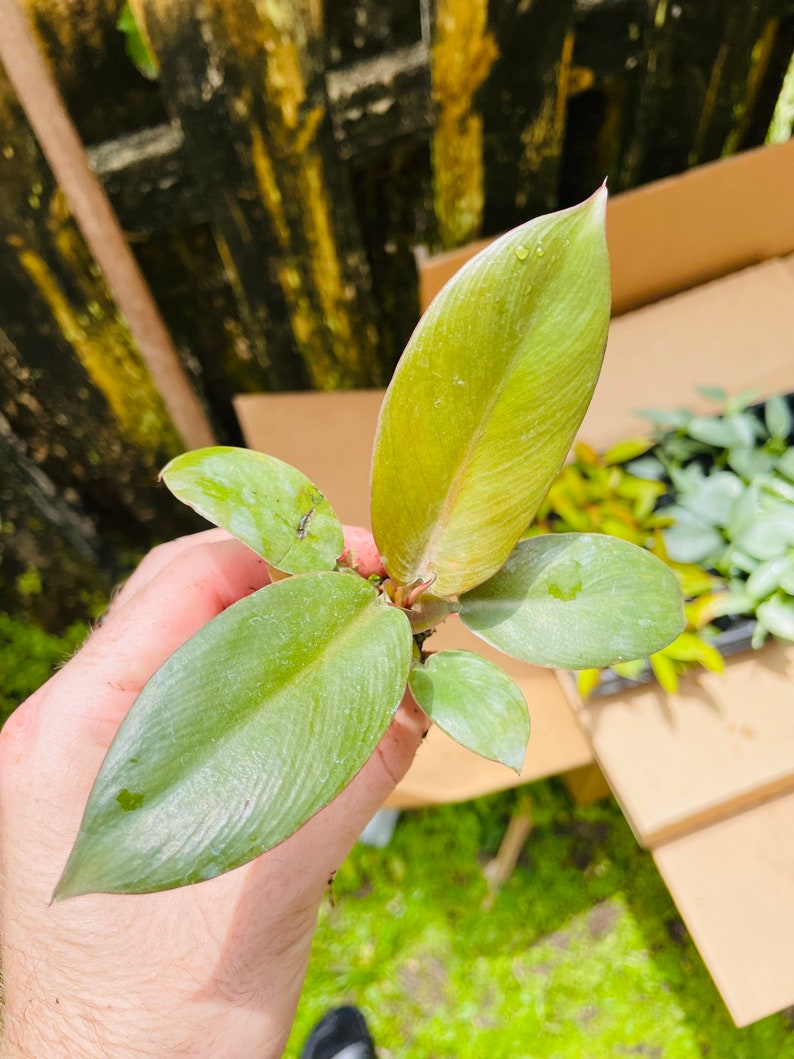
0 0 792 628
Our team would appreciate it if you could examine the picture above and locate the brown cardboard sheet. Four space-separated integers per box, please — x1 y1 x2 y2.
233 391 593 807
419 139 794 316
653 791 794 1027
579 258 794 451
568 642 794 847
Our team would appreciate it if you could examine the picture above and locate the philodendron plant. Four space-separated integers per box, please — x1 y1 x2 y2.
56 188 684 900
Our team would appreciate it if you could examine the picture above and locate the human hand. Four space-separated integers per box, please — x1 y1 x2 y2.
0 529 427 1059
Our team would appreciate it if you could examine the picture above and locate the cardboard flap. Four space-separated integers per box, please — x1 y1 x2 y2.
654 791 794 1027
569 642 794 847
419 140 794 316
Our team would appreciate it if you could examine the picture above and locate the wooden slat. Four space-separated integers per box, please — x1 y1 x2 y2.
480 0 578 231
0 0 215 451
615 0 791 190
136 0 383 391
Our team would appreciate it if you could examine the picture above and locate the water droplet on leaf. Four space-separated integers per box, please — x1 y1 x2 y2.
514 244 529 261
535 244 545 257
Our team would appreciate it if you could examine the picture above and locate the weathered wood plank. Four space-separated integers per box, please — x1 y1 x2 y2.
324 0 423 68
135 0 384 390
1 0 215 450
87 121 206 234
615 0 792 190
0 71 197 549
430 0 499 248
22 0 166 142
481 0 578 233
327 41 433 160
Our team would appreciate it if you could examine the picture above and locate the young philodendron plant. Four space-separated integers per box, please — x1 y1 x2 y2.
56 188 684 900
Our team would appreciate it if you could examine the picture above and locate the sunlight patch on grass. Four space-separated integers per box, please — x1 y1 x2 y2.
288 784 794 1058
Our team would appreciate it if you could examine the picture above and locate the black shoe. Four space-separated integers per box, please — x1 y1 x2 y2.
299 1005 377 1059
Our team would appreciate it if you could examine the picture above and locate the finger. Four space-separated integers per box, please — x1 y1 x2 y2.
341 524 387 579
101 528 234 619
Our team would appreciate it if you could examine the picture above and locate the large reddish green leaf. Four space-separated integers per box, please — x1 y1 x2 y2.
371 190 610 598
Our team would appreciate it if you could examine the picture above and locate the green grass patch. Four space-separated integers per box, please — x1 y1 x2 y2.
289 783 794 1058
0 613 88 724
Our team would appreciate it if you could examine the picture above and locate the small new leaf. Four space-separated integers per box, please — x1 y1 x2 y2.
408 650 529 773
162 447 344 574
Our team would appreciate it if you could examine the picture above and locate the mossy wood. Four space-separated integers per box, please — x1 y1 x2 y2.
0 67 198 626
1 0 792 629
134 0 383 392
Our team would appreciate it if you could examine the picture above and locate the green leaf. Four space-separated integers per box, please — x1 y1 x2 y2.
55 572 412 898
726 480 761 541
779 559 794 594
686 415 755 449
459 533 684 670
777 448 794 481
602 438 653 465
162 447 344 574
635 407 692 431
611 658 648 681
371 189 610 598
696 385 727 405
677 471 743 528
728 446 778 480
756 594 794 641
117 1 159 80
765 393 793 440
745 556 792 603
649 651 679 694
662 507 724 565
408 650 529 773
736 513 794 562
626 455 666 480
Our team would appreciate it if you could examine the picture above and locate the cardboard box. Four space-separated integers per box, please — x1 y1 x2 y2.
236 139 794 1024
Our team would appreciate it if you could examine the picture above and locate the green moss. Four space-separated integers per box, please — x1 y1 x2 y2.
0 614 88 725
14 567 42 597
287 783 794 1057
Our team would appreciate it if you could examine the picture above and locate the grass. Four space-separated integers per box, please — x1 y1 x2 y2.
288 782 794 1058
0 613 88 725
